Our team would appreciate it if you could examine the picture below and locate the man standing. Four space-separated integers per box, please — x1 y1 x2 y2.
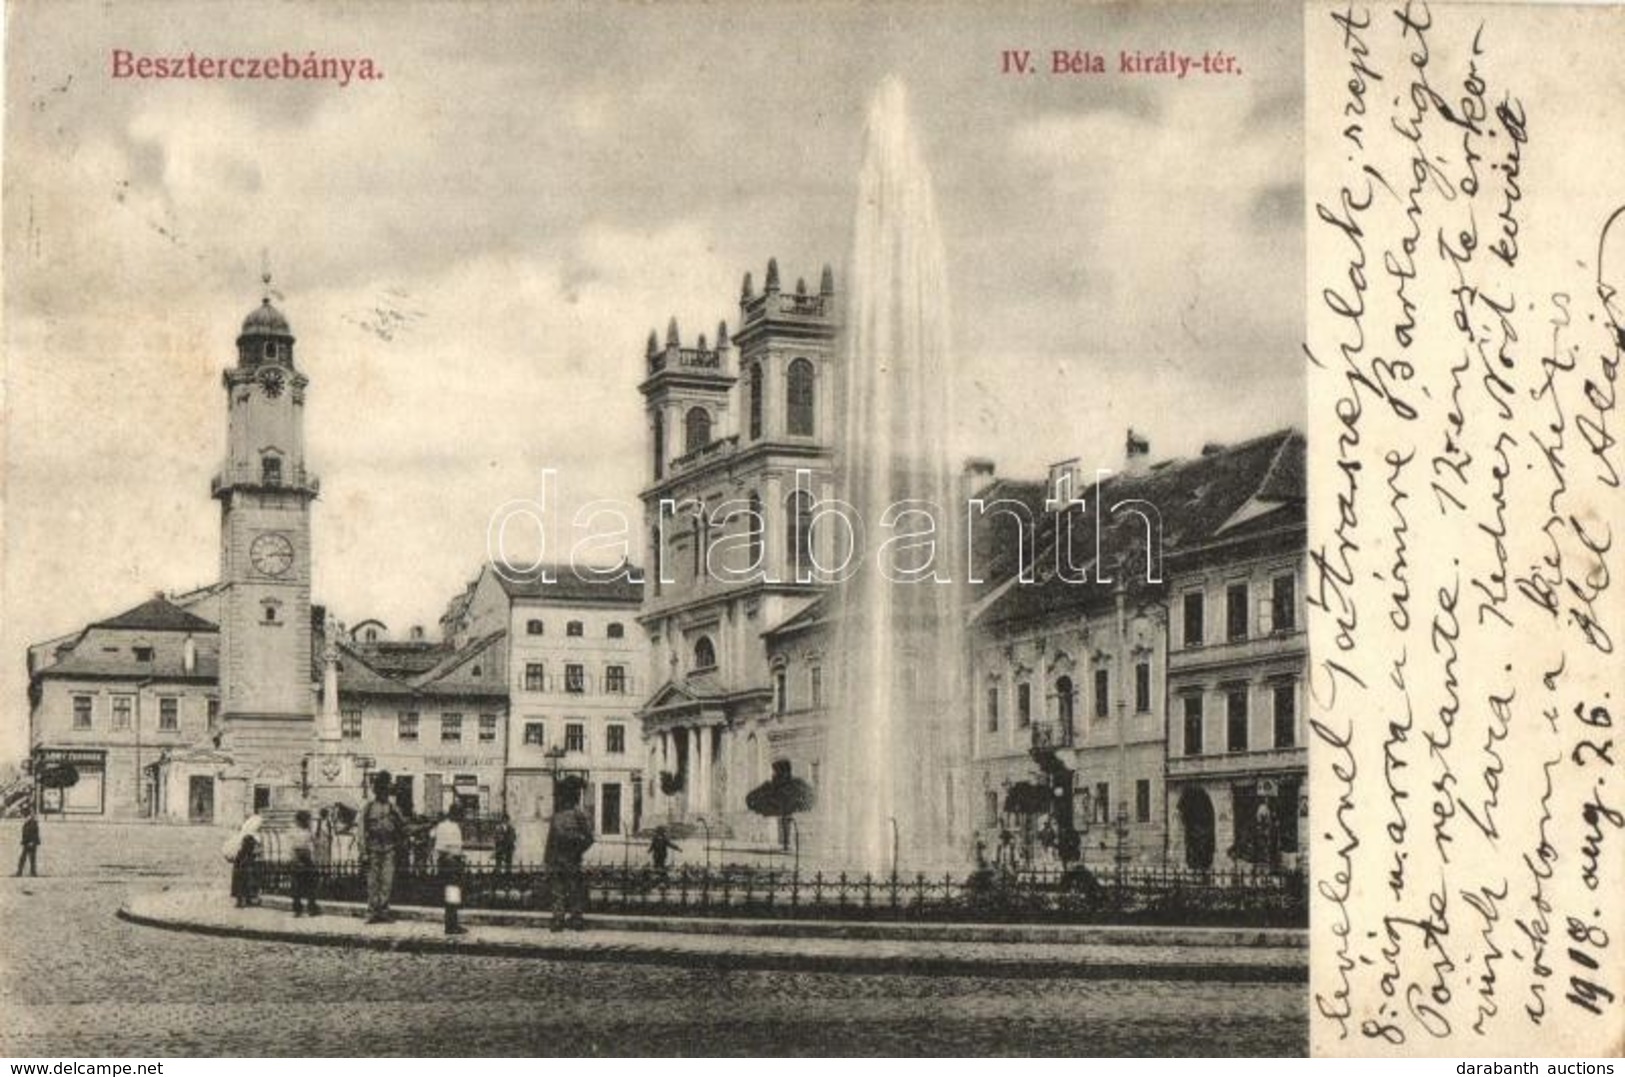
360 771 405 924
544 779 593 932
15 809 40 877
431 803 469 936
491 813 517 875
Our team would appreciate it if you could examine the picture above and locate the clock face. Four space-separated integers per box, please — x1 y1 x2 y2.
249 532 295 577
259 367 286 398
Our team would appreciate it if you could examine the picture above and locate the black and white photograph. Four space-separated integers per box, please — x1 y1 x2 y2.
1 0 1618 1062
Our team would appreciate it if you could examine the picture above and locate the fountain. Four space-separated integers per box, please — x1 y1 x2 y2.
815 78 970 877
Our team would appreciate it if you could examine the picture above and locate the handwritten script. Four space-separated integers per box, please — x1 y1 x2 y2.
1306 1 1622 1056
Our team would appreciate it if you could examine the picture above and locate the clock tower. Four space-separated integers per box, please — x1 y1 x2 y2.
214 283 318 779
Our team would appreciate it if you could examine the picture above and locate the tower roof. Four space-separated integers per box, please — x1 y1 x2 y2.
240 297 292 338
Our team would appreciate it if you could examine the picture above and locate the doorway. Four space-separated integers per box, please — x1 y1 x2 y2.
1178 788 1216 870
188 776 214 824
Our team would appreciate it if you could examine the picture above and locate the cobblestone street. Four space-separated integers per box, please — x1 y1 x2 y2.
0 823 1306 1056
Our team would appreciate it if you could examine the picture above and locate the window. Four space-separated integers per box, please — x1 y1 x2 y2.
774 668 788 715
1182 695 1203 756
684 406 711 453
524 663 544 692
263 340 277 361
73 695 93 730
1055 676 1074 730
787 358 815 436
605 665 626 694
985 789 1000 827
986 684 1000 732
112 695 133 731
565 722 586 753
651 524 663 597
601 782 623 835
132 646 154 663
787 490 814 580
479 713 498 742
1134 661 1151 714
1272 573 1297 633
1093 668 1110 719
565 664 585 694
1182 591 1205 647
566 620 584 637
471 665 482 679
1226 582 1249 641
1094 782 1110 824
1226 688 1248 752
1016 682 1032 728
1273 681 1297 748
1136 779 1152 823
652 412 665 479
523 721 545 747
398 712 419 742
262 456 282 485
607 622 625 639
746 492 764 570
693 637 716 670
526 619 544 636
159 697 179 732
341 709 362 740
607 723 626 754
263 604 279 623
208 698 220 729
810 666 824 709
441 713 463 743
748 362 764 440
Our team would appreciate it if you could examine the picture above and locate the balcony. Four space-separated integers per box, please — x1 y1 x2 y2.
740 289 835 329
670 435 739 475
1029 721 1074 750
211 464 320 498
647 345 723 376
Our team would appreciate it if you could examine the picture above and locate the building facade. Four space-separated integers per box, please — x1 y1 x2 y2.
445 562 646 848
636 260 840 838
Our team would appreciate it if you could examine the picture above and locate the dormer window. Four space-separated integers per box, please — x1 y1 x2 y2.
132 646 154 663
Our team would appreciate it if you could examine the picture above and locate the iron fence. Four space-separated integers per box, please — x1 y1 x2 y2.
256 858 1306 928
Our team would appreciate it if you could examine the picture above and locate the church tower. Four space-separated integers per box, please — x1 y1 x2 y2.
214 281 318 786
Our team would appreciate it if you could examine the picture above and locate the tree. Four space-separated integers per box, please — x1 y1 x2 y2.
745 760 815 849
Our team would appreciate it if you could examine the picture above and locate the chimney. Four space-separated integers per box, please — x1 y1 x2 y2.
1124 429 1151 476
960 456 997 504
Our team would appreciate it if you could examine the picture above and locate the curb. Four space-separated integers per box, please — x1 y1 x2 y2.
116 898 1307 983
250 893 1307 949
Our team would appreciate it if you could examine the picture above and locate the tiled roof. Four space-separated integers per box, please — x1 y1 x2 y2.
91 596 217 633
493 563 644 605
329 631 505 700
41 652 219 681
975 429 1304 629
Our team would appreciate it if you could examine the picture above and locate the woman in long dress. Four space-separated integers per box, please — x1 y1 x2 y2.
229 813 264 907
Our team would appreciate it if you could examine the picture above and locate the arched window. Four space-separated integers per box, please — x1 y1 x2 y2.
684 406 711 453
650 525 663 596
693 636 716 670
652 412 665 479
1056 675 1075 731
748 362 764 440
787 359 815 436
786 490 814 580
261 455 283 485
746 492 764 570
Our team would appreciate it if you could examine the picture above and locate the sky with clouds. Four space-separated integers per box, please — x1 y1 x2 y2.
2 1 1303 762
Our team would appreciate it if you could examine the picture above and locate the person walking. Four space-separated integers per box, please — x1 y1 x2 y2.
432 803 469 936
544 779 594 932
15 809 40 877
289 810 322 918
491 813 517 875
360 771 406 924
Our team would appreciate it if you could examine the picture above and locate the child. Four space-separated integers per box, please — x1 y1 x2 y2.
289 809 322 917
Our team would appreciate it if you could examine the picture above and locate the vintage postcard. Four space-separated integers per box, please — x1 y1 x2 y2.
0 0 1617 1061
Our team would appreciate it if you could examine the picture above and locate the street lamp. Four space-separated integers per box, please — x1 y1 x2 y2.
786 816 801 878
888 815 900 879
